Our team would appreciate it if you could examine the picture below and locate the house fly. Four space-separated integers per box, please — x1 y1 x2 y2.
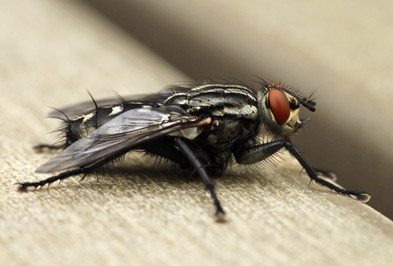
17 80 370 221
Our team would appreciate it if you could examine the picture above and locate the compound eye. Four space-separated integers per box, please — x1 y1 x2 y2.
268 89 290 124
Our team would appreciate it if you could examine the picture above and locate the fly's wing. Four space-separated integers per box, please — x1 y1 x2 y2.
37 107 210 173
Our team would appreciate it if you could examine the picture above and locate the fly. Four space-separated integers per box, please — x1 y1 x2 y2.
17 80 370 221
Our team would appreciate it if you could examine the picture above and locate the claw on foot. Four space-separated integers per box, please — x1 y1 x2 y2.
214 211 228 223
16 183 28 193
354 192 371 203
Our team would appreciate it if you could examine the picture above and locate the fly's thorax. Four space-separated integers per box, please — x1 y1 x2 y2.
164 84 259 120
164 84 264 145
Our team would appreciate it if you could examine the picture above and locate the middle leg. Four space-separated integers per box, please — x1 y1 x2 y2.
174 138 226 221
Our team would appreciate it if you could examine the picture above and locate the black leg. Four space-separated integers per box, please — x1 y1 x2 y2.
235 141 284 164
235 140 370 202
16 168 88 192
174 138 226 221
33 143 64 153
313 167 337 181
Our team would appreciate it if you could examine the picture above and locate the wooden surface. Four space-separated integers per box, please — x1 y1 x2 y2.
0 1 392 265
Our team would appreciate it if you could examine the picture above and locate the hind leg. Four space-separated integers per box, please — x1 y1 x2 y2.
16 168 87 192
33 143 65 153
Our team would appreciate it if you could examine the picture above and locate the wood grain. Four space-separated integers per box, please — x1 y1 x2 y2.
0 1 392 265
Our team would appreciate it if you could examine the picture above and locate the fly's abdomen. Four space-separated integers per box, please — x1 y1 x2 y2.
59 104 126 147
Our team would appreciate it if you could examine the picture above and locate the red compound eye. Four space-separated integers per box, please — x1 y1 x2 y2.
268 89 290 124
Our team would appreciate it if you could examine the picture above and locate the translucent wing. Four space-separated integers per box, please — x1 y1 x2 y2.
37 107 209 173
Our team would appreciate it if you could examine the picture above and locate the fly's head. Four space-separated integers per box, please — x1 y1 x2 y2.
259 81 316 136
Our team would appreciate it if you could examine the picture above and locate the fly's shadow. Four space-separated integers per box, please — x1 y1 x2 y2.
24 154 269 196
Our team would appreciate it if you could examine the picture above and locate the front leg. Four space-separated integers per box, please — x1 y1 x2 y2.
313 167 337 181
235 140 370 202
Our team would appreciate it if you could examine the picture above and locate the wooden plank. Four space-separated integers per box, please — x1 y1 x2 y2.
0 0 392 265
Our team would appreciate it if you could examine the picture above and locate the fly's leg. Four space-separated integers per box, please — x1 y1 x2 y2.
16 168 88 192
284 141 370 201
33 143 64 153
235 141 284 164
138 137 219 173
235 140 370 202
174 138 226 222
313 167 337 181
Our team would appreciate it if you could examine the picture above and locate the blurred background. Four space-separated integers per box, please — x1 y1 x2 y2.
80 0 393 218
